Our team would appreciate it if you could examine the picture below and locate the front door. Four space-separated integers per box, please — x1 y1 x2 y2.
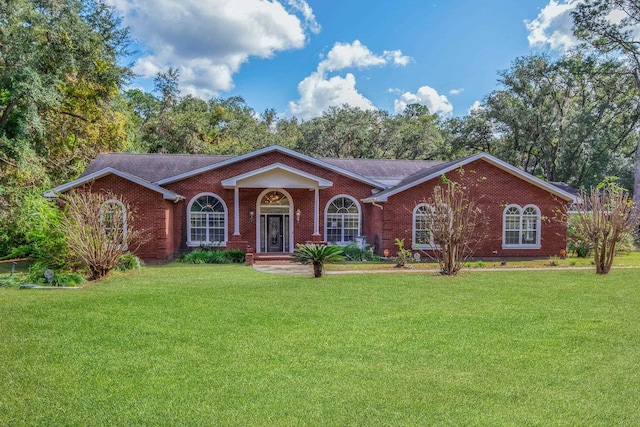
267 215 284 252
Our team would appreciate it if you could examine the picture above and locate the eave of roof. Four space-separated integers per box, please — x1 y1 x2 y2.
154 145 387 189
362 153 577 203
43 167 184 201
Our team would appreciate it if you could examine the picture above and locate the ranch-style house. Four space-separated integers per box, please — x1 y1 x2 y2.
45 145 576 263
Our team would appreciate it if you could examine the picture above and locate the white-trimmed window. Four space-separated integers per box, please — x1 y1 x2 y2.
325 196 361 245
101 199 126 245
188 193 227 246
412 204 435 249
503 204 541 249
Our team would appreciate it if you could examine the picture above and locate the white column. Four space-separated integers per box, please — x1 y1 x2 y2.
313 187 320 235
233 187 240 235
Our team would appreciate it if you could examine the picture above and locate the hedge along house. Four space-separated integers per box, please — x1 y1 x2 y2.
45 145 577 263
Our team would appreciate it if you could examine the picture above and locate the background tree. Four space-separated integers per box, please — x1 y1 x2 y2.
453 54 639 190
0 0 131 257
571 181 638 274
385 104 447 160
59 190 149 280
295 105 388 158
573 0 640 201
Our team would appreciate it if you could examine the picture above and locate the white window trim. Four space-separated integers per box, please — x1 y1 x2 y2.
411 203 439 250
187 192 228 247
324 195 362 246
101 199 127 249
502 204 541 249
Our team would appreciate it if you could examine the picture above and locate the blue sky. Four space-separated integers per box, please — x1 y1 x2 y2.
108 0 581 118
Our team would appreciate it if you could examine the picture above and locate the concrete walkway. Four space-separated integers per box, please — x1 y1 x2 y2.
252 263 640 275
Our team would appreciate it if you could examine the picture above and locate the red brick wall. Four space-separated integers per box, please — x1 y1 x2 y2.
71 175 177 263
379 159 568 258
68 154 568 262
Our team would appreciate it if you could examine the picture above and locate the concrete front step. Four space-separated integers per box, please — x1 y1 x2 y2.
252 253 294 265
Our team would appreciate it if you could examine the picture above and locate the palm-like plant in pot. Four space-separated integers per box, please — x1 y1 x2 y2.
292 243 344 278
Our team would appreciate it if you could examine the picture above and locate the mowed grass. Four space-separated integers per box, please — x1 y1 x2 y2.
1 264 639 426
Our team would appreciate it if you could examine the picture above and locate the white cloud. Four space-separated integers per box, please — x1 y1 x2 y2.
319 40 386 72
468 100 484 114
394 86 453 116
449 88 464 96
525 0 581 51
107 0 319 97
286 0 321 34
383 50 413 66
289 72 375 119
290 40 412 119
525 1 640 53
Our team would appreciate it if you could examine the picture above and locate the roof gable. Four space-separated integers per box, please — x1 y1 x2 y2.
363 153 577 203
44 167 184 201
154 145 386 188
221 163 333 189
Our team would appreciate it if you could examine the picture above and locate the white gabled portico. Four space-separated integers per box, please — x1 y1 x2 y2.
221 163 333 251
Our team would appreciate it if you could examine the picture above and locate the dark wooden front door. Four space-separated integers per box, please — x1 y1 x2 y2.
267 215 284 252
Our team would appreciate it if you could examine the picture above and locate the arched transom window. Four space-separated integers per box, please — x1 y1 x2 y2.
326 196 360 244
503 204 541 248
188 194 226 246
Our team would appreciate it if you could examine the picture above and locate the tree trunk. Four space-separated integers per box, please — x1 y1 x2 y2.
313 262 323 278
635 131 640 212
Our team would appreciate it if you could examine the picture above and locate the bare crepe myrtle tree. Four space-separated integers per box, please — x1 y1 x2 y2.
418 174 486 275
59 190 149 280
572 181 639 274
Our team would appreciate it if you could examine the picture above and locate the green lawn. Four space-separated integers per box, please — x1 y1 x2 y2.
1 264 639 426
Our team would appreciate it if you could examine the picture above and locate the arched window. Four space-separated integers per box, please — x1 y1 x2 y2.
188 193 227 246
413 204 434 248
503 204 541 248
101 199 126 244
325 196 361 245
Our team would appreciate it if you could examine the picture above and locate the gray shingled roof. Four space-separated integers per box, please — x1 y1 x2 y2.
321 158 442 186
81 152 444 186
80 153 233 182
77 150 577 202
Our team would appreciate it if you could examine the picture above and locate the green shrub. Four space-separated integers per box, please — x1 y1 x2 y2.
342 243 381 262
116 254 143 271
180 249 246 264
567 214 592 258
227 249 246 263
548 256 560 267
394 238 412 268
26 262 85 287
476 260 486 268
292 243 344 278
0 274 23 288
7 194 69 266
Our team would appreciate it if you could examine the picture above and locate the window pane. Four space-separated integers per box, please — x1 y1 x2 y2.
506 218 519 230
505 231 520 245
191 228 206 242
523 231 537 244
